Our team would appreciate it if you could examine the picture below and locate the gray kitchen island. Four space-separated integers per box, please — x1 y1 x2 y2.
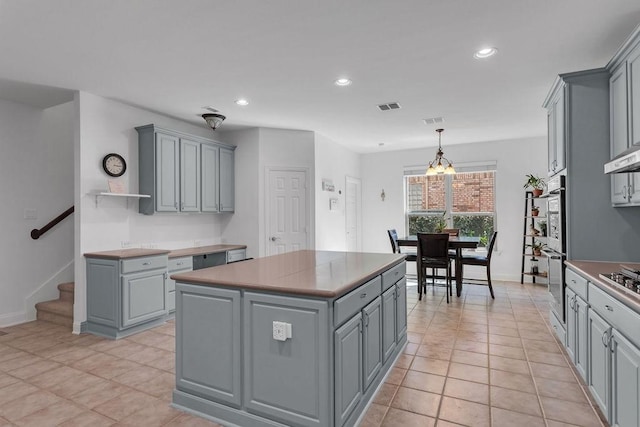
171 250 407 427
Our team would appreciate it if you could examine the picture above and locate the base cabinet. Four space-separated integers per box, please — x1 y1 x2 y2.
335 313 363 427
86 254 168 339
566 287 588 381
611 329 640 427
587 307 610 416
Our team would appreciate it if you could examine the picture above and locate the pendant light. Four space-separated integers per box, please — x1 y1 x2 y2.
426 128 456 176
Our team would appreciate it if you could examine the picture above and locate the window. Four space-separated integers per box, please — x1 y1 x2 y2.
404 164 496 246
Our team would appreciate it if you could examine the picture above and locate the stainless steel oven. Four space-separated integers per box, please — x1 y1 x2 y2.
545 174 566 322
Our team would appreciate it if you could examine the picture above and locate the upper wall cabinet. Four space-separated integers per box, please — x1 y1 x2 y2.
136 124 235 215
607 26 640 206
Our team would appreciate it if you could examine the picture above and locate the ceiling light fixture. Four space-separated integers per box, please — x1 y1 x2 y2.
202 113 226 130
235 99 249 106
334 78 352 86
474 47 498 59
426 128 455 176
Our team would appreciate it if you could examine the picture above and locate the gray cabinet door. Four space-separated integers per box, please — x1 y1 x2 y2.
362 297 382 392
335 313 363 427
575 294 589 382
219 147 234 212
629 45 640 148
611 329 640 427
244 292 329 427
121 269 166 327
565 287 577 362
155 132 180 212
201 144 220 212
553 88 565 173
588 308 611 418
180 138 201 212
381 286 396 363
610 64 630 205
176 284 242 407
396 278 407 340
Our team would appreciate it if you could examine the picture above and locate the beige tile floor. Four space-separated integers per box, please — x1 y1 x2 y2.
0 280 606 427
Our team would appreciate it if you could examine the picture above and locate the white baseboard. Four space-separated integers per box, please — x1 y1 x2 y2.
0 311 27 328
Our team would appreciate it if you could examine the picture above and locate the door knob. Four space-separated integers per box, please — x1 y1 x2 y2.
270 236 279 242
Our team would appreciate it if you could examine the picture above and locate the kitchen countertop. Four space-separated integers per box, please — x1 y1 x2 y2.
171 250 405 298
167 244 246 258
566 260 640 312
84 244 246 260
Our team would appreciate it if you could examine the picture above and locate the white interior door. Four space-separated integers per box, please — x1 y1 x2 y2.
345 176 362 252
267 168 308 255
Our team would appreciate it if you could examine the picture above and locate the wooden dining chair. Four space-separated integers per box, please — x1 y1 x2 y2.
460 231 498 298
417 233 452 303
387 229 417 263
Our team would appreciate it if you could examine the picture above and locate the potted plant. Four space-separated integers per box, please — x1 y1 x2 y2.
531 206 540 216
526 241 546 256
434 211 447 232
524 174 546 197
538 220 547 236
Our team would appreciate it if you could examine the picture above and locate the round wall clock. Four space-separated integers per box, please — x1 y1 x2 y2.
102 153 127 177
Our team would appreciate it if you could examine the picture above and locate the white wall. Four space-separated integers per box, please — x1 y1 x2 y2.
314 133 361 251
73 92 230 330
0 98 74 326
218 128 260 258
361 136 547 281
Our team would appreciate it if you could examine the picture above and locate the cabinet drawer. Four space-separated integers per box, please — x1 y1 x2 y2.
227 249 246 263
121 255 167 274
566 268 588 300
169 256 193 272
334 276 382 327
381 262 406 291
589 284 640 347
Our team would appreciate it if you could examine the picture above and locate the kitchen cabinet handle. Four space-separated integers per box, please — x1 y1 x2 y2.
623 185 628 200
364 312 369 327
605 305 613 311
360 293 367 299
143 262 150 266
568 295 575 311
629 185 633 200
602 330 609 348
176 262 183 266
174 202 178 209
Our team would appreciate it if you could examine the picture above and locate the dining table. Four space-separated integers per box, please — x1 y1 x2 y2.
397 235 480 297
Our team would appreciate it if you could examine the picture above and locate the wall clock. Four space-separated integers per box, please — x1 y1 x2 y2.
102 153 127 177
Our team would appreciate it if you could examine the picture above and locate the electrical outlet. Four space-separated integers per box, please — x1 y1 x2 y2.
121 241 132 248
272 321 292 341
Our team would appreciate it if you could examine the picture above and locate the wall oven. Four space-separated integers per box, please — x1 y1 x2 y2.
544 174 566 323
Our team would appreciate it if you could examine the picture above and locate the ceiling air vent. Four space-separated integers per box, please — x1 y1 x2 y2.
377 102 401 111
423 117 445 125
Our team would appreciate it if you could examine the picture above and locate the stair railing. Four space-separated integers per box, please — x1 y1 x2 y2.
31 206 74 240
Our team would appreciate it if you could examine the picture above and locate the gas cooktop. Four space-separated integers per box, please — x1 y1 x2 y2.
599 265 640 295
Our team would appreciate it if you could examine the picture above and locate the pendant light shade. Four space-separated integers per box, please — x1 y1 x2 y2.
426 128 455 176
202 113 226 130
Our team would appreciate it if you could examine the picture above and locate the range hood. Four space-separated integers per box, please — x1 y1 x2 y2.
604 145 640 174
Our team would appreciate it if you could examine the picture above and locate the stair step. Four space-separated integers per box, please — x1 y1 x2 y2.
35 299 73 328
58 282 75 302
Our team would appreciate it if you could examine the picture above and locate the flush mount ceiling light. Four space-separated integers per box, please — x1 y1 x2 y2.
235 99 249 106
334 78 352 86
474 47 498 59
202 112 226 130
426 128 456 176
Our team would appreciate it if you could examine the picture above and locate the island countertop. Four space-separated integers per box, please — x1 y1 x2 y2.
171 249 406 298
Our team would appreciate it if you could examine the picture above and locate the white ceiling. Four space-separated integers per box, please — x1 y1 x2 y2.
1 0 639 153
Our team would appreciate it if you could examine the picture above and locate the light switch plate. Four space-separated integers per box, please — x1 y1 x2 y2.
24 208 37 220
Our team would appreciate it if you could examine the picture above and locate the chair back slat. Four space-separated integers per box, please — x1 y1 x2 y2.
441 228 460 237
486 231 498 260
387 229 400 254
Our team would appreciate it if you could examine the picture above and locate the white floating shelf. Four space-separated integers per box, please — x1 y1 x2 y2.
92 192 151 207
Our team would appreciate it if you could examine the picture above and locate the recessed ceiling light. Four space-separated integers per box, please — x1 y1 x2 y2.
334 78 352 86
474 47 498 59
235 99 249 106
